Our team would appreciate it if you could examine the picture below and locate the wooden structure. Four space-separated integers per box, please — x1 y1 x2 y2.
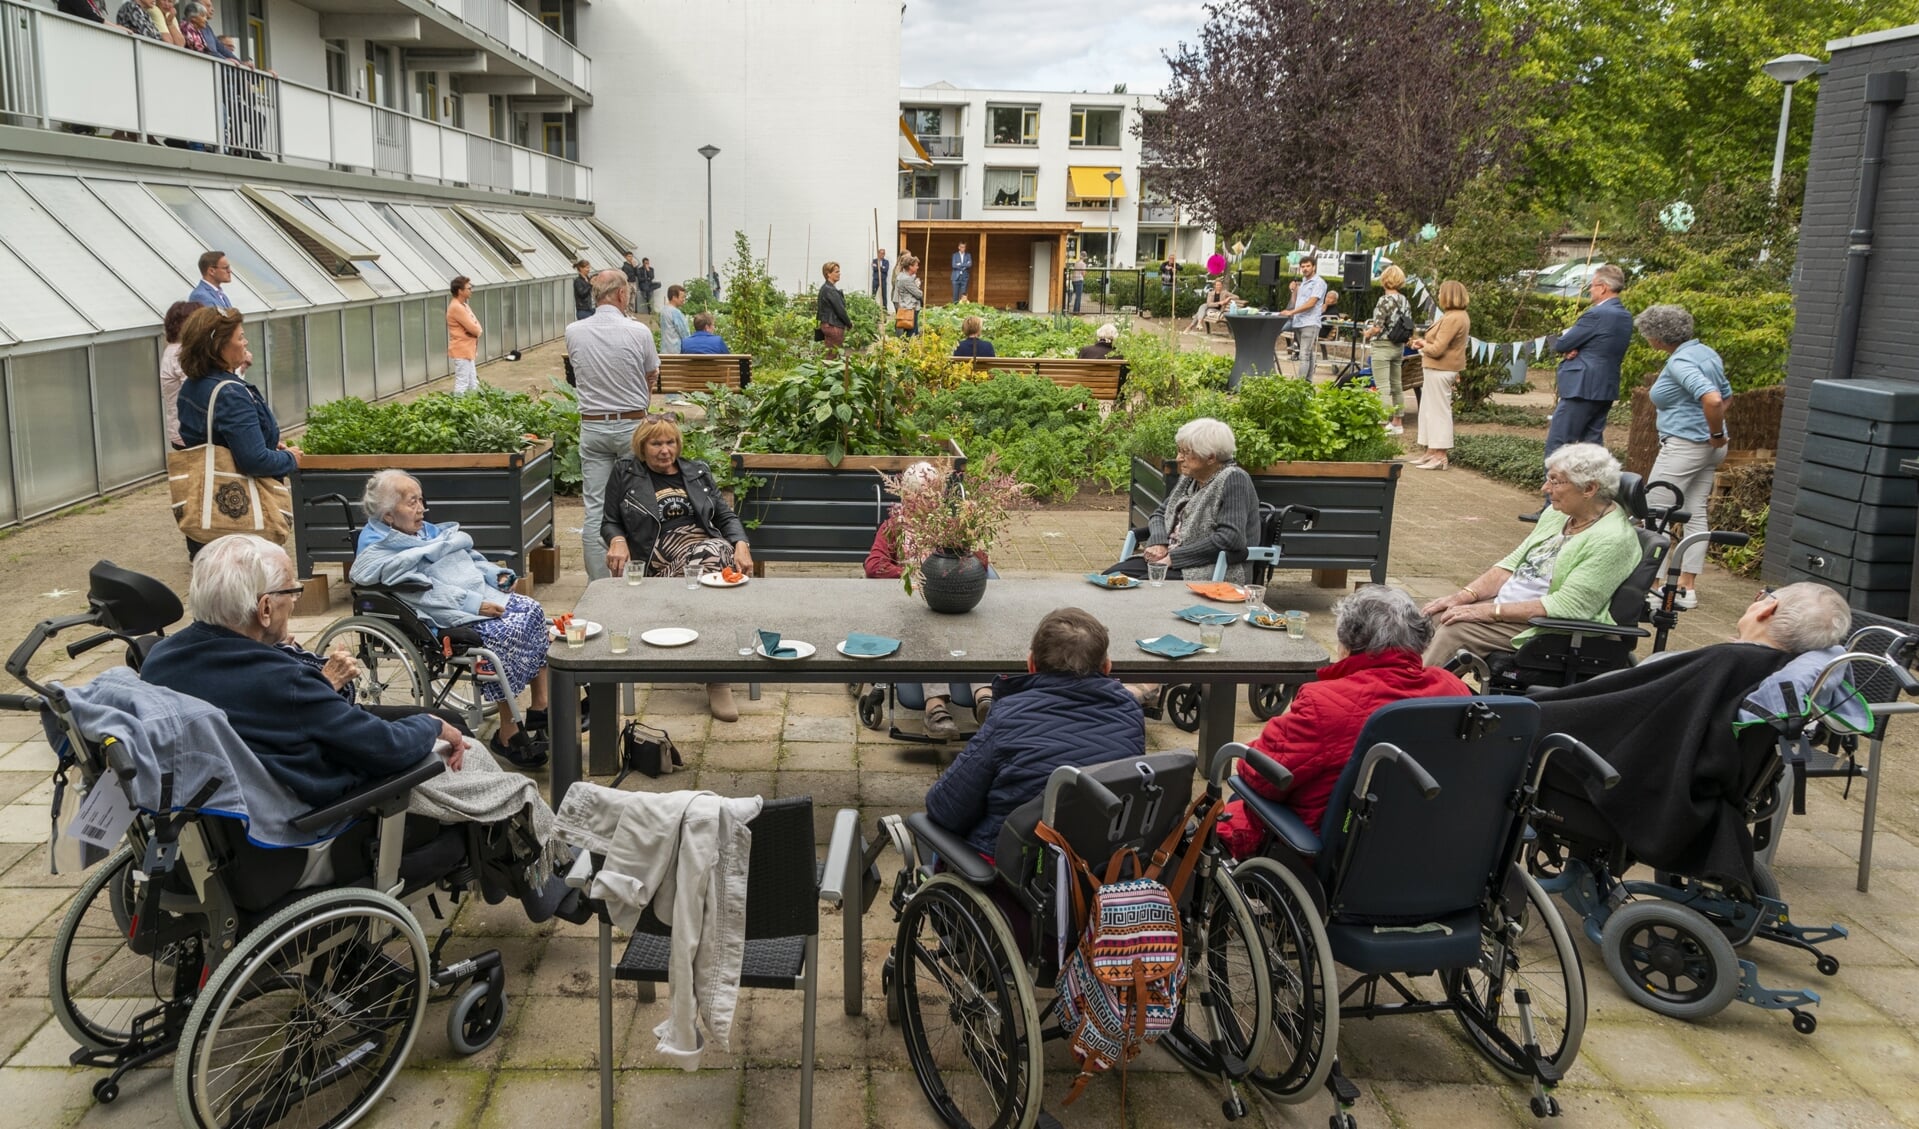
655 353 752 395
966 356 1127 400
894 219 1081 312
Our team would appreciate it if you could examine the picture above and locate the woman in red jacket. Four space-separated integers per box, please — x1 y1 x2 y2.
1220 585 1470 858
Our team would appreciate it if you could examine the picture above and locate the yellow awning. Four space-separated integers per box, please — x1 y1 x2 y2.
1067 167 1127 201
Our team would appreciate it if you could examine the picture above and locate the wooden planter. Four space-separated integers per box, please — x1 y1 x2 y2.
733 439 966 567
291 440 557 581
1129 455 1404 587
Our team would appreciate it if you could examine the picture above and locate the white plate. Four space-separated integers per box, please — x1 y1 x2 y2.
640 627 699 647
757 639 817 661
1243 612 1289 631
699 572 749 588
836 639 901 658
549 620 604 640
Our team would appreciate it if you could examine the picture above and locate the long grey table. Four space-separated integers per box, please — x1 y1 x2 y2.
543 576 1327 803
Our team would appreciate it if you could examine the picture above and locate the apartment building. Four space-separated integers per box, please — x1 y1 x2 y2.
897 83 1212 311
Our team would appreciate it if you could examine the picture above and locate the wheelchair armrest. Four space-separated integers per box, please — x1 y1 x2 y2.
289 756 445 834
904 812 996 885
1526 616 1650 640
359 579 432 595
1228 779 1321 862
819 808 862 909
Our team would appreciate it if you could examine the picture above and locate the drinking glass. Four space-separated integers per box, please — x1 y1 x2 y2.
684 564 702 589
623 561 643 587
608 628 632 655
1147 561 1169 587
735 626 757 656
565 621 588 648
1244 584 1267 613
1198 624 1225 653
1285 610 1308 639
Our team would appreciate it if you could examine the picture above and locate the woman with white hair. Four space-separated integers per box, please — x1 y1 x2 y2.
1077 324 1121 360
1637 303 1733 608
865 462 993 735
349 469 552 768
1419 442 1642 665
1104 417 1262 583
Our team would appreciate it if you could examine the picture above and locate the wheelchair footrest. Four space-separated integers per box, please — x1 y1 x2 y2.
1734 958 1819 1012
1328 1061 1361 1105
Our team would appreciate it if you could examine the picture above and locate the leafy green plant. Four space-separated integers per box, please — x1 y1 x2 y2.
1123 376 1388 469
878 455 1028 593
916 373 1114 500
300 384 582 493
1449 433 1549 490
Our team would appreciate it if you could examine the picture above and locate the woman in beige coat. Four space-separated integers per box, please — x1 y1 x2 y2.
1409 280 1470 470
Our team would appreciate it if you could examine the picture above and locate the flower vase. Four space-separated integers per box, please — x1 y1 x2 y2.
918 550 988 614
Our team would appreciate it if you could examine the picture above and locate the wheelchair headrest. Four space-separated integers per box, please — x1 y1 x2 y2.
88 561 183 636
1613 472 1648 523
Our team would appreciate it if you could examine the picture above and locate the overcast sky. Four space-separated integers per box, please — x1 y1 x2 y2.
900 0 1209 95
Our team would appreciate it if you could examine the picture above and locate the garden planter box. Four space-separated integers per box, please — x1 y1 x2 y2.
733 439 966 567
1129 455 1404 587
291 441 557 581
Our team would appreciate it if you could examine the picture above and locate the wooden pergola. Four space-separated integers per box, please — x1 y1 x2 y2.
894 218 1083 312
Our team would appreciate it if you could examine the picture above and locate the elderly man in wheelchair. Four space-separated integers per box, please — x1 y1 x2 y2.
12 541 582 1128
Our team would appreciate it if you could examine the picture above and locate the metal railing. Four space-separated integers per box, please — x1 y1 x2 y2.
0 1 593 203
1138 202 1178 223
916 134 963 159
430 0 591 94
902 197 961 220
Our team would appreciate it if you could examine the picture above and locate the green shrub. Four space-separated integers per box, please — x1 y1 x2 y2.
300 383 582 493
1121 376 1390 470
1449 433 1548 491
916 373 1113 500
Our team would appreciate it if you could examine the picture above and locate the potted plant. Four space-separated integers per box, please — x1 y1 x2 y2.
878 456 1027 614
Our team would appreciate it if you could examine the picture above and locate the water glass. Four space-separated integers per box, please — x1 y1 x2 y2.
623 561 643 587
1244 584 1267 613
684 564 702 589
1198 624 1225 653
1285 610 1308 639
735 626 757 656
1147 561 1169 587
565 621 588 648
608 628 632 655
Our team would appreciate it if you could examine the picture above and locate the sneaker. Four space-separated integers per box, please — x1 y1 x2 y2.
1385 422 1404 435
489 728 549 770
1651 585 1698 610
924 699 959 739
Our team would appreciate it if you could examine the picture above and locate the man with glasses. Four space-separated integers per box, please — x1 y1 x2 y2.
188 251 233 309
566 269 659 581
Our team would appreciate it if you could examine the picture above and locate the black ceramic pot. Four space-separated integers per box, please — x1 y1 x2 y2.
919 550 988 614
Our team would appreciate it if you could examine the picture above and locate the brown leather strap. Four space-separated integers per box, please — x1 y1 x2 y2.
580 408 649 421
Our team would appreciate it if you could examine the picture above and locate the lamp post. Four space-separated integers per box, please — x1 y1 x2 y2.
1763 53 1821 198
698 144 720 293
1104 169 1120 310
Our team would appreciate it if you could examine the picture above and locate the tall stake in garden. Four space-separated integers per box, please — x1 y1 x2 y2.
1581 219 1601 299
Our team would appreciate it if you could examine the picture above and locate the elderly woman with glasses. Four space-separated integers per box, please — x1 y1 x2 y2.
1104 417 1262 584
1637 303 1733 609
1420 443 1642 666
349 469 553 769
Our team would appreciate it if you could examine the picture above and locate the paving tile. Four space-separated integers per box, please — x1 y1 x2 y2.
702 741 782 772
612 1067 744 1125
1633 1092 1778 1129
0 885 72 939
781 742 859 772
1578 1023 1727 1092
477 1068 601 1129
1811 1025 1919 1104
1371 1078 1528 1128
782 715 859 744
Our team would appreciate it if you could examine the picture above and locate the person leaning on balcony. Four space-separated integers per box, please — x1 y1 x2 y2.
112 0 171 43
174 307 300 560
572 259 593 320
659 285 690 354
892 255 924 335
58 0 130 32
447 276 483 394
816 261 850 352
566 269 658 583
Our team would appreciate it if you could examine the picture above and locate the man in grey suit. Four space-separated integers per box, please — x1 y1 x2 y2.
1544 263 1633 456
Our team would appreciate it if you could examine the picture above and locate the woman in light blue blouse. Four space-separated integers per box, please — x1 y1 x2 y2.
1638 304 1732 608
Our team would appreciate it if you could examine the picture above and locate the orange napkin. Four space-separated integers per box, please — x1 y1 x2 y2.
1186 582 1246 602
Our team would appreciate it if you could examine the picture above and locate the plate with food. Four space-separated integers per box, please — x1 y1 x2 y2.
640 627 699 647
1187 581 1247 603
700 568 751 588
548 615 604 640
1083 572 1140 590
1244 610 1288 631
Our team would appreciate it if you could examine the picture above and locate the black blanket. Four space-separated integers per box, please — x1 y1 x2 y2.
1534 643 1793 888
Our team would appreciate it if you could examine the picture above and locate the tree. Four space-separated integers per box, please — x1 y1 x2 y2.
1142 0 1532 238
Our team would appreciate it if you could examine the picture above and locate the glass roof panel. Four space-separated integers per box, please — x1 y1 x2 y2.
395 205 503 284
484 210 571 276
300 196 420 295
0 176 160 332
558 216 623 270
14 173 196 318
141 183 305 307
0 239 94 341
80 178 269 313
419 205 518 281
194 187 355 303
367 203 464 283
343 199 446 290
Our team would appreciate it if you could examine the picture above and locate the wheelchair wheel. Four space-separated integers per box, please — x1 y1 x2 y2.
1166 684 1203 733
1599 899 1739 1021
1232 859 1340 1101
315 617 427 709
1446 867 1586 1082
175 888 429 1129
1247 683 1293 721
49 844 199 1053
446 979 506 1056
1163 865 1273 1082
894 874 1043 1129
858 686 886 731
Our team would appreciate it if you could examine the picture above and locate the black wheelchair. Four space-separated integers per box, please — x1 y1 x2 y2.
878 749 1280 1128
9 562 537 1127
1224 697 1616 1124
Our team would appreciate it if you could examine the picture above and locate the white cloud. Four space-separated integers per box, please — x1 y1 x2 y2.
901 0 1208 94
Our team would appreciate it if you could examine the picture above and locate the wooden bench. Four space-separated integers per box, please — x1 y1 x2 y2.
966 356 1127 400
654 353 752 395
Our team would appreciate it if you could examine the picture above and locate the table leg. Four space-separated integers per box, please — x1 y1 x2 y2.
1197 683 1238 778
550 668 579 806
588 681 618 778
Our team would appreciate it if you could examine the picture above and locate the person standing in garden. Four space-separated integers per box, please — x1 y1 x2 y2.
659 284 691 354
1408 280 1470 471
1362 264 1412 434
1545 263 1632 456
893 255 924 335
572 259 593 320
567 270 658 582
1069 253 1086 314
872 248 891 308
447 276 482 394
1279 256 1328 380
1638 303 1732 609
816 261 850 353
950 243 973 304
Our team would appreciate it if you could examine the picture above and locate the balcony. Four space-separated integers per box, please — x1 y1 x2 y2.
0 2 592 203
1138 202 1178 224
900 198 961 221
916 134 964 160
424 0 591 95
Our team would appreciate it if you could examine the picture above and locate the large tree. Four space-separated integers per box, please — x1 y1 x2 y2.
1143 0 1532 237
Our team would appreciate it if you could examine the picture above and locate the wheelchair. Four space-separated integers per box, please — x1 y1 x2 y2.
8 562 535 1127
1117 502 1320 731
879 749 1276 1128
306 494 526 736
856 678 989 745
1225 697 1616 1124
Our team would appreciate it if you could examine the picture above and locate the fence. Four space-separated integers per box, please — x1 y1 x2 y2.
428 0 591 92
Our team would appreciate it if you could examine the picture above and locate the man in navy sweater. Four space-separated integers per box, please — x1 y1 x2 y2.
924 607 1146 857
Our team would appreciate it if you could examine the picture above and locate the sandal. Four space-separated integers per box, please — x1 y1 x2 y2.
489 728 549 770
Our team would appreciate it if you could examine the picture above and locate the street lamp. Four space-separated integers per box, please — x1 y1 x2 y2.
698 144 720 294
1104 169 1120 309
1762 53 1820 198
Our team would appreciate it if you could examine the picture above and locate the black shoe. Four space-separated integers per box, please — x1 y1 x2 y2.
523 708 547 736
489 729 549 770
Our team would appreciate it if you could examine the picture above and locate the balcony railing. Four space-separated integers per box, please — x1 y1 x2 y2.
900 197 961 220
0 1 592 203
916 134 963 159
429 0 591 94
1138 202 1178 223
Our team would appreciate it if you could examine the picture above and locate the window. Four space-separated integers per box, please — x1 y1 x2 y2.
898 171 941 200
324 40 350 96
416 73 439 122
244 0 267 68
904 107 941 137
364 44 396 108
1070 106 1123 148
987 104 1038 146
542 118 566 158
983 168 1036 209
1137 231 1169 262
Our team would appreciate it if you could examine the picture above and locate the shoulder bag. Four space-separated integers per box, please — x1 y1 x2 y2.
167 379 293 546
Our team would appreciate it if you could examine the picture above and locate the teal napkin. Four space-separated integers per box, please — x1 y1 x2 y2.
757 629 797 658
1084 572 1137 589
1173 605 1240 625
842 632 901 657
1136 634 1205 659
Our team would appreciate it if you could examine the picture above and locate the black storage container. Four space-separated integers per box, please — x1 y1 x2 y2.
1788 379 1919 615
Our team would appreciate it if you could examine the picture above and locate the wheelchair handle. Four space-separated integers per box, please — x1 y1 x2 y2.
1355 742 1440 801
0 693 41 713
1209 742 1252 787
306 492 362 537
1708 531 1750 547
1533 733 1619 792
1042 764 1123 823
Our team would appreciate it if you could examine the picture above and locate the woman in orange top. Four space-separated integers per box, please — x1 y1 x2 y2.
1408 279 1470 470
447 275 483 393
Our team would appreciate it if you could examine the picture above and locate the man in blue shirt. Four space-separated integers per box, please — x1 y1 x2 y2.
872 248 891 309
950 243 973 304
659 284 691 354
188 251 233 309
681 312 729 354
1279 256 1327 379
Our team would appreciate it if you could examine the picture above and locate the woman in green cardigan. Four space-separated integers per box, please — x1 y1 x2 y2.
1420 443 1642 665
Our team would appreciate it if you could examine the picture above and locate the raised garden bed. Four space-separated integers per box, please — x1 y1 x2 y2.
733 439 966 569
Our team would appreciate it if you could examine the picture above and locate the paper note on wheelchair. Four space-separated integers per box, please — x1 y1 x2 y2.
67 777 136 854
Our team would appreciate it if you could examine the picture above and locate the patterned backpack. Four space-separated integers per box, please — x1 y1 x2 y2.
1036 794 1224 1105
